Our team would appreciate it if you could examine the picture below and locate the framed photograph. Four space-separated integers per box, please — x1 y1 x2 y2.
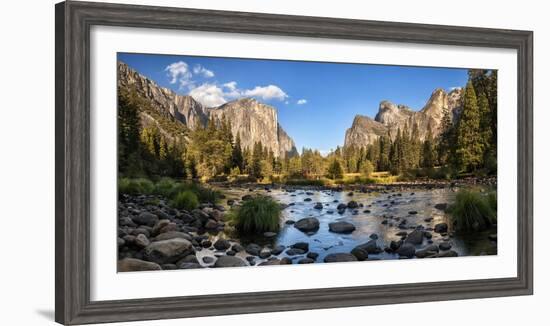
55 1 533 324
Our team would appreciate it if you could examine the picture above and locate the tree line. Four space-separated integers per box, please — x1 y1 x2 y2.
118 69 497 181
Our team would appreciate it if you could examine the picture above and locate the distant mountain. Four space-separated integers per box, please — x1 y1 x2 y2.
117 61 297 158
344 88 463 148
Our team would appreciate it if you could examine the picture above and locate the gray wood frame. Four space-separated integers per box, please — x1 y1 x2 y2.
55 1 533 324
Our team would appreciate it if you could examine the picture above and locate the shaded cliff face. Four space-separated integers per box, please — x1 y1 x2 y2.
118 61 297 158
209 98 297 158
118 61 209 131
344 88 463 148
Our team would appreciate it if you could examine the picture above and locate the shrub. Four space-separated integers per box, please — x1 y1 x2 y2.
230 196 281 234
153 178 176 197
170 190 199 211
450 189 496 231
118 177 154 195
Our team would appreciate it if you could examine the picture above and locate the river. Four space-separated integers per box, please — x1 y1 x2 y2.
194 185 497 265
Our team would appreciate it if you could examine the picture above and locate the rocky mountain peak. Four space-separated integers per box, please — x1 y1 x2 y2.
345 88 464 148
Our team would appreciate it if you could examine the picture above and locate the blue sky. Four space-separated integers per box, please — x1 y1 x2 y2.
118 52 469 153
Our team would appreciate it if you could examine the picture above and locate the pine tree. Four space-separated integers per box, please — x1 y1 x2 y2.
437 107 455 166
422 122 435 168
231 133 244 171
326 158 344 179
251 141 264 180
455 81 484 171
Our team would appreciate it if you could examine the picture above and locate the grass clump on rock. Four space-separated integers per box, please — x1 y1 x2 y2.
450 189 496 232
170 190 199 211
230 196 281 234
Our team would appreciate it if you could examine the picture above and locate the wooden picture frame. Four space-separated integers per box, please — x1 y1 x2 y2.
55 1 533 324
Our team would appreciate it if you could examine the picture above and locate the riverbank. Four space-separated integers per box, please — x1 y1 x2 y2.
118 183 497 272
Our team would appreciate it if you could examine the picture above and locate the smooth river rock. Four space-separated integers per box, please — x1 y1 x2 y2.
144 238 194 264
294 217 320 233
118 258 161 272
214 256 248 268
324 253 358 263
328 221 356 234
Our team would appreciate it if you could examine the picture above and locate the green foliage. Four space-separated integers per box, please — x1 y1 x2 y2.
170 190 199 211
422 122 436 168
229 196 281 234
360 159 374 177
450 189 497 232
455 81 484 172
153 178 177 197
118 178 154 195
326 158 344 179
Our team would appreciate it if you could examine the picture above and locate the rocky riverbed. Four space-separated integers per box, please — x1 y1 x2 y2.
118 185 497 272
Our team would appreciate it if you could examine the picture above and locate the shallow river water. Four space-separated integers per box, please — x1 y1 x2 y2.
197 186 496 265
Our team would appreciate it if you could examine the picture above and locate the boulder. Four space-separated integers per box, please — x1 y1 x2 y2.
271 245 285 255
117 258 161 272
132 212 158 227
144 238 194 264
434 223 449 234
259 259 281 266
436 250 459 258
259 248 272 259
347 201 359 209
134 233 150 248
204 219 219 229
313 202 324 210
214 256 248 268
336 203 347 210
434 203 448 211
178 262 203 269
324 253 358 263
151 219 171 236
298 258 315 264
294 217 320 233
286 248 306 256
354 240 382 254
291 242 309 252
280 257 293 265
245 243 262 256
231 243 245 252
328 221 356 234
396 243 416 258
404 229 424 245
439 242 452 251
306 252 319 260
202 256 215 264
350 248 368 261
213 239 231 251
415 244 439 258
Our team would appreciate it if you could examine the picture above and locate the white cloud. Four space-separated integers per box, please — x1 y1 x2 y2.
165 61 192 85
189 81 289 107
448 86 462 91
189 83 227 107
243 85 288 101
223 81 237 91
193 64 215 78
297 99 307 105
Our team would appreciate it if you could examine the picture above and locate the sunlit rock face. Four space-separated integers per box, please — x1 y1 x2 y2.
209 98 297 158
345 88 463 148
